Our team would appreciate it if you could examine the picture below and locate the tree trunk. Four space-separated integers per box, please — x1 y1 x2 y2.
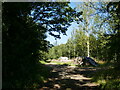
87 39 90 57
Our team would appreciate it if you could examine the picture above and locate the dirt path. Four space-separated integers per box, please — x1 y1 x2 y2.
39 64 101 90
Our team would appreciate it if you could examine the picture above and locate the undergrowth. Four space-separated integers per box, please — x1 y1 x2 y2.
92 62 120 90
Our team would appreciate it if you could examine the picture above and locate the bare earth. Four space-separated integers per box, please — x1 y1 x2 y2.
39 63 101 90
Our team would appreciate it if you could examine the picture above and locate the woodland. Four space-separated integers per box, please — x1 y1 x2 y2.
2 1 120 89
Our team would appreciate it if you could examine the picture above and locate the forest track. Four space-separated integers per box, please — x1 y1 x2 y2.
39 63 101 90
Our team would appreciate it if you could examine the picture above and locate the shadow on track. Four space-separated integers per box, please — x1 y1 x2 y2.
39 64 101 90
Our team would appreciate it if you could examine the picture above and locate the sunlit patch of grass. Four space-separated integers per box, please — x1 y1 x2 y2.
92 67 120 90
39 59 77 66
95 79 120 90
97 60 106 64
105 79 120 90
50 60 76 66
50 60 64 65
96 60 114 69
96 79 107 89
97 80 106 84
39 60 49 64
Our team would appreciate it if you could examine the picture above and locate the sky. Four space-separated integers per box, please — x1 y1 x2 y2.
46 22 79 45
46 2 79 45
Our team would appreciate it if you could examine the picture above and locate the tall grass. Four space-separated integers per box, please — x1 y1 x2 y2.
92 62 120 90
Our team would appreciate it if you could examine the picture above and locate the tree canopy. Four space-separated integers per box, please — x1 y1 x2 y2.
2 2 82 88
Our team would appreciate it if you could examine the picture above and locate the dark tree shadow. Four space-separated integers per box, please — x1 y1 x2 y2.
38 64 101 90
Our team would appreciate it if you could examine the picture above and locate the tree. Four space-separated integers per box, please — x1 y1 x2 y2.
73 29 87 57
76 2 98 57
91 2 120 63
47 43 69 59
2 2 82 88
32 2 82 38
3 2 48 88
106 2 120 68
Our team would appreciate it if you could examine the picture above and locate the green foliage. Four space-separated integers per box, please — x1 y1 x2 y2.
106 2 120 68
32 2 82 38
47 29 99 59
3 2 82 88
85 2 120 89
71 29 87 57
93 68 120 90
45 3 120 89
66 38 75 58
48 44 69 59
3 2 48 88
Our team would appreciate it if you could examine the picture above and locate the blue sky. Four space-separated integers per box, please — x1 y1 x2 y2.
46 2 79 45
46 22 79 45
45 2 109 45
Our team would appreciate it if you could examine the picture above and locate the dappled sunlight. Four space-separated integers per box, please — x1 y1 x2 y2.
3 2 120 89
39 63 100 89
65 74 91 80
92 68 120 89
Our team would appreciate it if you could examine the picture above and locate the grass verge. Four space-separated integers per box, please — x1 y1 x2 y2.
92 63 120 90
